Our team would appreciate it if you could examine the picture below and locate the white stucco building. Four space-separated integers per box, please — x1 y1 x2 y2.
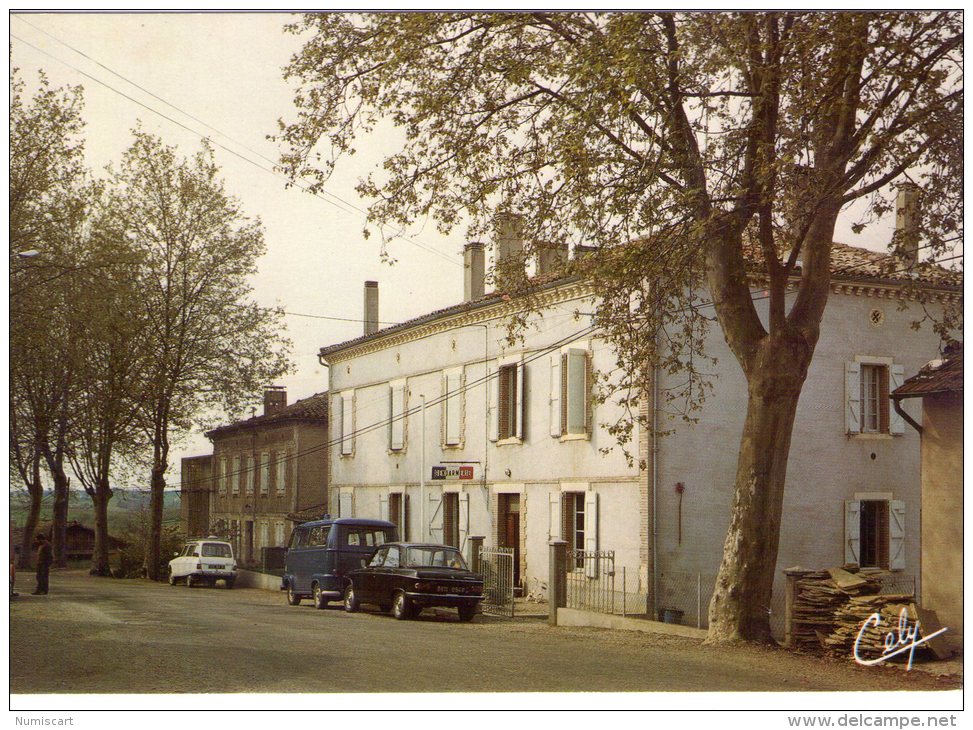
318 234 960 624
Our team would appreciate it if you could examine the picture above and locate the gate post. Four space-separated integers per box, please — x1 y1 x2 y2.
468 535 484 574
548 540 568 626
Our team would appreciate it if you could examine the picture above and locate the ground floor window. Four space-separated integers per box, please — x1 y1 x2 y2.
443 492 460 548
860 500 890 569
562 492 585 568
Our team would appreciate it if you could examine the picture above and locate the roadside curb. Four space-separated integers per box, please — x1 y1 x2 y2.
557 607 708 639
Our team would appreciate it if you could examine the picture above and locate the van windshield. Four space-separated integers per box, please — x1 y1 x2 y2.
404 547 466 569
344 528 391 548
201 543 232 558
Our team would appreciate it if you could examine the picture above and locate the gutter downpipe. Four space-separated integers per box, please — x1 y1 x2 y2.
317 353 332 516
891 394 923 434
651 363 659 620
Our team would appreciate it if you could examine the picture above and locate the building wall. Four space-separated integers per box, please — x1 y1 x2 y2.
179 455 214 538
919 391 963 649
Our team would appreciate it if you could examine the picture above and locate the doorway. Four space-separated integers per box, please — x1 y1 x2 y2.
498 493 521 588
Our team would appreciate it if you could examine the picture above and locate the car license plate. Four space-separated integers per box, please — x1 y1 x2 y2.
207 565 222 570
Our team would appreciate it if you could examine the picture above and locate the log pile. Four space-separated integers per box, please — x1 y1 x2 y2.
821 594 921 660
788 566 883 650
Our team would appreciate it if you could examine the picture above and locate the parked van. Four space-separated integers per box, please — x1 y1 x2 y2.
282 517 398 609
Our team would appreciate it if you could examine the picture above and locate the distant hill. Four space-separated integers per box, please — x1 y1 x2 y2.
9 489 181 534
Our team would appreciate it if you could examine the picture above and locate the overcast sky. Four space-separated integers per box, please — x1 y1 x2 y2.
9 11 901 487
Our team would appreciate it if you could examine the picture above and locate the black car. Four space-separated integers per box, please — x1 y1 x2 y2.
344 542 484 621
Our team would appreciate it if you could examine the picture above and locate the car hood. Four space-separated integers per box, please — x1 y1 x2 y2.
413 569 482 581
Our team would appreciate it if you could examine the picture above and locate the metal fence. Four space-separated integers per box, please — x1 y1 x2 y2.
566 550 616 614
479 546 515 617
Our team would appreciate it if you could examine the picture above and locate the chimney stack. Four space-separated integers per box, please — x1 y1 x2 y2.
895 183 920 268
363 281 379 336
263 387 287 416
495 214 525 288
464 242 485 301
537 242 569 276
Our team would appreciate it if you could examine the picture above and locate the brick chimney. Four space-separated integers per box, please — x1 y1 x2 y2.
537 241 569 276
464 242 485 301
363 281 379 336
895 183 920 268
264 387 287 416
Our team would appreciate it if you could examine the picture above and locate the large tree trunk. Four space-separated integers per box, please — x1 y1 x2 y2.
706 332 812 643
17 458 43 571
89 480 113 577
145 461 168 581
50 464 71 568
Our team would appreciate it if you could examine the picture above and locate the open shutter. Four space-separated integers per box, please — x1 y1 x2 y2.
341 392 354 455
550 354 562 437
390 384 405 450
459 492 470 551
584 492 599 578
339 492 353 518
428 492 443 542
844 500 861 564
445 371 462 445
334 394 343 453
845 362 862 434
515 360 526 440
889 500 906 570
402 494 410 541
548 491 561 541
566 349 587 434
379 493 389 522
889 365 905 435
584 350 593 437
488 363 499 442
276 451 286 495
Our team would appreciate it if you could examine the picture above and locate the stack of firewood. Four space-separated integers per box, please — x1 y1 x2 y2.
788 566 883 650
821 594 919 659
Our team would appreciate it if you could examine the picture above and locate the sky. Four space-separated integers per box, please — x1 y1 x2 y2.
8 11 904 488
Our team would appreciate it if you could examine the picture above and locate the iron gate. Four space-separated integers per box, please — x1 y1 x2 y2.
479 546 515 617
566 550 616 614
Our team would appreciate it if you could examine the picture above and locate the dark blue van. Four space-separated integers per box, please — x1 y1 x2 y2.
282 516 398 609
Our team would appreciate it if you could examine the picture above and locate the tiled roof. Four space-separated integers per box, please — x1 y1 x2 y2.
206 392 328 438
319 241 961 359
892 347 963 398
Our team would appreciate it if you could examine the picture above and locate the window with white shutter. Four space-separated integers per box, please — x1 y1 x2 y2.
276 451 286 496
245 454 254 495
846 358 900 435
218 457 227 496
340 391 355 455
443 369 463 446
551 347 592 438
497 359 526 441
389 381 406 451
260 453 270 496
844 498 905 570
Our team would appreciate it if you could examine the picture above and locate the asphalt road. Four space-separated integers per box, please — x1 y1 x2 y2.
9 570 958 695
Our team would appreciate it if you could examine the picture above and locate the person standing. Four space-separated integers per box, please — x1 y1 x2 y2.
32 533 52 595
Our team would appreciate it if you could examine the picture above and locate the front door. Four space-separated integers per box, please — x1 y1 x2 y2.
499 494 521 588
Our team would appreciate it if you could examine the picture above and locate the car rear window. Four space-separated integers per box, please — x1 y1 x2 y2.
344 528 391 547
201 543 232 558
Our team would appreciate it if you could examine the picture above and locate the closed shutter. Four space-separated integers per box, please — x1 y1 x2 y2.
548 491 561 541
341 392 354 455
560 354 568 436
584 492 599 578
488 363 499 441
845 362 862 434
245 455 254 495
232 455 241 495
334 394 343 453
379 493 389 522
515 361 526 440
459 492 470 551
276 452 286 496
584 350 593 436
428 492 444 542
566 349 587 434
390 383 406 450
550 354 562 437
889 500 906 570
260 453 270 495
219 458 227 495
339 492 353 518
445 371 462 445
889 364 905 435
844 500 861 564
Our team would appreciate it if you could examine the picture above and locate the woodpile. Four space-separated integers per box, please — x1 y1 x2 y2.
821 594 920 659
788 566 883 650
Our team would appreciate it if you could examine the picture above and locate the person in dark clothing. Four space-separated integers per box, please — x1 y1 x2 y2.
32 533 52 595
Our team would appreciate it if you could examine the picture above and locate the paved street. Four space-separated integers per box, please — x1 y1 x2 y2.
10 570 958 694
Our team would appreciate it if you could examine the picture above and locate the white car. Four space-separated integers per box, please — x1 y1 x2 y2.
168 538 237 588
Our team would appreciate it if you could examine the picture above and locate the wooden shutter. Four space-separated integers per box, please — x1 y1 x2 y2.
889 364 905 435
497 366 510 440
845 362 862 434
585 350 593 436
550 354 562 437
566 349 587 434
548 491 561 541
889 500 906 570
334 393 343 453
428 492 443 542
276 452 286 495
260 453 270 495
879 366 891 433
844 500 861 564
402 494 410 541
488 363 499 442
515 361 526 440
584 492 599 578
379 493 390 522
219 458 227 495
339 492 353 518
232 455 241 495
245 455 253 494
459 492 470 551
341 392 354 455
445 371 462 445
390 384 405 450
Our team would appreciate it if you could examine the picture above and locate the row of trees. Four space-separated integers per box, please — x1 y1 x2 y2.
10 68 291 579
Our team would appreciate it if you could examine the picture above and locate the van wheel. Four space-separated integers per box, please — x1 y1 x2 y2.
287 586 301 606
344 584 360 613
392 592 412 620
186 575 196 588
313 583 328 610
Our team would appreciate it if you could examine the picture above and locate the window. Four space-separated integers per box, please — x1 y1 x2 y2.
562 493 586 567
260 453 270 496
389 382 406 451
845 360 905 435
494 361 525 441
443 370 463 446
218 458 227 496
845 499 906 570
337 391 355 455
276 452 287 496
550 348 591 437
443 492 460 548
369 547 388 567
275 521 285 547
386 492 408 541
232 455 241 495
384 546 401 568
244 454 254 495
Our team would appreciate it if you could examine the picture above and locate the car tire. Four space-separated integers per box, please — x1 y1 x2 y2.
286 585 301 606
458 605 476 622
392 592 412 620
313 583 328 610
344 584 360 613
